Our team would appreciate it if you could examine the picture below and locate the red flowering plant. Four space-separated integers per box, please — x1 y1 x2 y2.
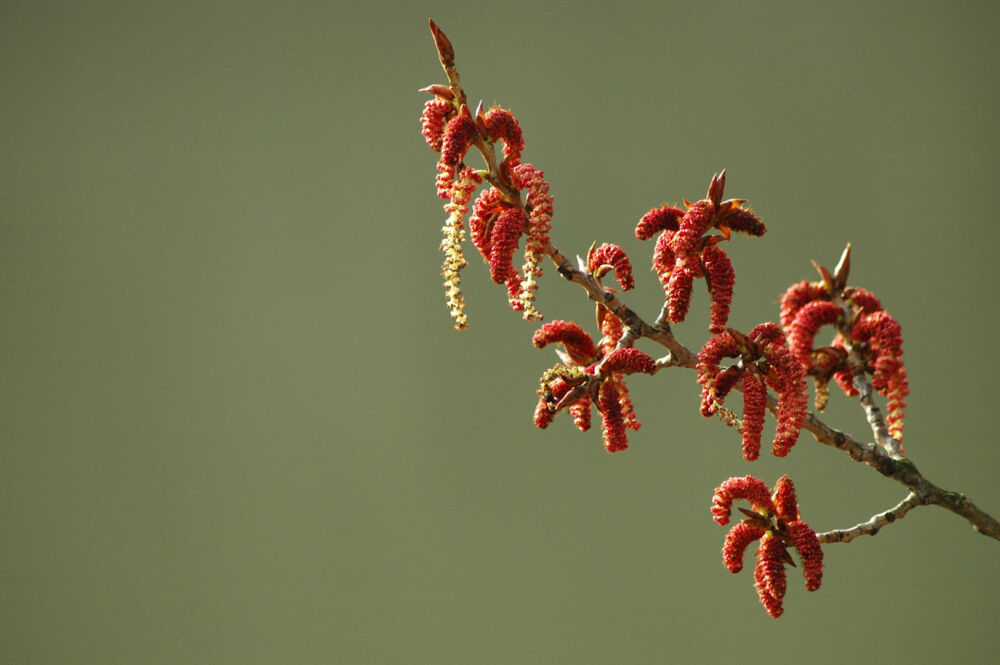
780 245 909 454
635 171 765 334
697 323 808 461
712 475 823 617
418 20 1000 618
419 22 551 327
531 244 656 452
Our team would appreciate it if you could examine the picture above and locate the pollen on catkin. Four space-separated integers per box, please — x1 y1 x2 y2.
722 521 766 574
439 168 481 329
702 244 735 334
511 163 552 320
740 372 767 461
711 475 776 525
598 380 628 453
754 534 788 618
787 520 824 591
588 243 635 291
421 97 453 152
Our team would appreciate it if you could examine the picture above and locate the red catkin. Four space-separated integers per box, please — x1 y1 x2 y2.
754 534 787 618
484 107 524 159
771 475 799 521
635 205 683 240
569 397 592 432
440 113 477 166
670 200 714 261
666 266 695 323
532 320 598 365
851 310 908 441
600 348 655 375
420 97 453 152
487 207 524 285
843 287 882 314
788 300 842 369
765 343 808 457
721 206 766 237
599 380 628 453
712 475 776 525
588 243 635 291
697 332 742 410
780 280 826 332
702 244 735 334
787 520 824 591
704 366 742 417
722 521 766 573
468 186 505 258
740 372 767 461
652 230 676 289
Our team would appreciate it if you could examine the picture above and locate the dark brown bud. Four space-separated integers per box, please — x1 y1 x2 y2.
428 19 455 69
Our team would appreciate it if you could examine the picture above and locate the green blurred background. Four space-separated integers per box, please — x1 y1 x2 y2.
2 1 998 663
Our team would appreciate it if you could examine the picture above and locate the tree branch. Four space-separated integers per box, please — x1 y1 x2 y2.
543 238 1000 542
817 492 921 543
426 17 1000 545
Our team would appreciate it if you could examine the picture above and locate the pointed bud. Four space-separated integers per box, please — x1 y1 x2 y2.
585 241 597 269
474 100 489 137
737 507 772 528
811 259 834 293
428 19 455 69
726 327 760 358
419 84 455 100
708 170 727 208
716 198 747 216
553 383 591 412
833 243 851 290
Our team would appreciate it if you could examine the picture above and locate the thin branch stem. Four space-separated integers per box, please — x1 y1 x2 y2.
831 292 903 458
850 364 902 457
543 242 697 367
817 492 921 543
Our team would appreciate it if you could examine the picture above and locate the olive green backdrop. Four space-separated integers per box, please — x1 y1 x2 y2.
2 1 998 663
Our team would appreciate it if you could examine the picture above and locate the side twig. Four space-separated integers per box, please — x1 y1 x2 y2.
816 492 921 543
